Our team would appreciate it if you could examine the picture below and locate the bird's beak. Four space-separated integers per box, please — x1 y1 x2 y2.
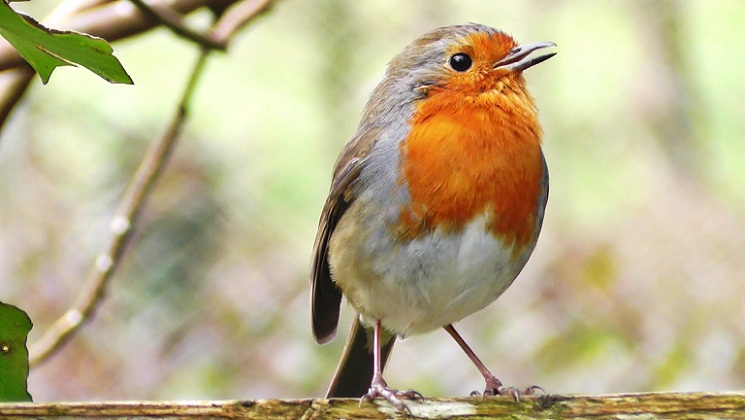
493 41 557 72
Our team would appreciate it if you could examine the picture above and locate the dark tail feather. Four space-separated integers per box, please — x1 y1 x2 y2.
325 317 395 398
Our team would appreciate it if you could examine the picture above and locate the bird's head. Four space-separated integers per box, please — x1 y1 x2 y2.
384 24 556 102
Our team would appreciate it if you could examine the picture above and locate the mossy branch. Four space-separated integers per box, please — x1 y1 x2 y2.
1 392 744 419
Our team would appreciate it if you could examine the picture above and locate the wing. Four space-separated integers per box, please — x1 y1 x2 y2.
310 127 380 344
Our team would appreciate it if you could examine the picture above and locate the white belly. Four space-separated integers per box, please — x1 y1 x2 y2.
330 211 532 338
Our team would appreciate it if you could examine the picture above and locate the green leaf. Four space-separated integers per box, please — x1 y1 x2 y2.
0 1 133 84
0 301 33 402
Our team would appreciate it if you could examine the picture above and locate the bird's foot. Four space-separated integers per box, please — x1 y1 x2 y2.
360 377 423 413
473 376 543 402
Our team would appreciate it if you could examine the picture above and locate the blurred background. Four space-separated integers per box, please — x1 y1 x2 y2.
1 0 744 401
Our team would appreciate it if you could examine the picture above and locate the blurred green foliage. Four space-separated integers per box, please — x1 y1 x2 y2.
0 0 743 401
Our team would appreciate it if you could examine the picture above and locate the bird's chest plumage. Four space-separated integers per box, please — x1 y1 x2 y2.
397 88 545 247
328 95 547 337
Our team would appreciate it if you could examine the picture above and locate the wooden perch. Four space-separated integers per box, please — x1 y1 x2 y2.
0 392 743 419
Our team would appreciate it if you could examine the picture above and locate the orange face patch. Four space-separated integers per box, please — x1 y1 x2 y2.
438 32 517 95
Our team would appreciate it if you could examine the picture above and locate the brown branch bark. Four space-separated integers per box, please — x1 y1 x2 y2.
0 393 744 419
25 0 276 367
0 0 263 129
210 0 274 45
28 46 212 367
128 0 227 50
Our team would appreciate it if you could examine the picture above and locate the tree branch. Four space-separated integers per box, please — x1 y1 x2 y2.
1 0 276 368
0 0 245 130
28 47 212 367
1 393 744 419
128 0 227 51
210 0 274 45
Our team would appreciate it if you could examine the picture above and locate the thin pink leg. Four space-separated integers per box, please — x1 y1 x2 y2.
444 324 542 400
360 321 422 412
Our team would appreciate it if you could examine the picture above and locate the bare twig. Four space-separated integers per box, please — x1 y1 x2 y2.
6 0 276 365
210 0 274 45
0 0 239 129
45 0 115 25
128 0 227 51
29 47 212 367
0 67 34 123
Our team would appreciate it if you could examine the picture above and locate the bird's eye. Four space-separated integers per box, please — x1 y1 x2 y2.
449 53 472 72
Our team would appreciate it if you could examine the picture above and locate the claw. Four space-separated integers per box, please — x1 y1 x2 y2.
524 385 545 395
400 389 424 400
480 375 544 402
359 380 423 413
498 386 521 402
484 386 544 401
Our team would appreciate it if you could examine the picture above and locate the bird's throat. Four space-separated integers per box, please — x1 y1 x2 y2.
396 89 544 249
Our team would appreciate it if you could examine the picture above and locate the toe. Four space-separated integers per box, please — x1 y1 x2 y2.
479 383 544 402
359 384 421 413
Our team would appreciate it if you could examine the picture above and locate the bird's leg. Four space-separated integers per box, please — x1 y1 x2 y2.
360 321 422 412
444 324 542 401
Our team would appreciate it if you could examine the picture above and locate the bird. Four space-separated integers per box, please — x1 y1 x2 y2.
310 23 555 411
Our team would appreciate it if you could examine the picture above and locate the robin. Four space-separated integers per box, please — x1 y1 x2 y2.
310 23 555 410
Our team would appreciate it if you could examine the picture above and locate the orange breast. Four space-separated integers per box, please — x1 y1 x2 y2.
397 87 544 249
